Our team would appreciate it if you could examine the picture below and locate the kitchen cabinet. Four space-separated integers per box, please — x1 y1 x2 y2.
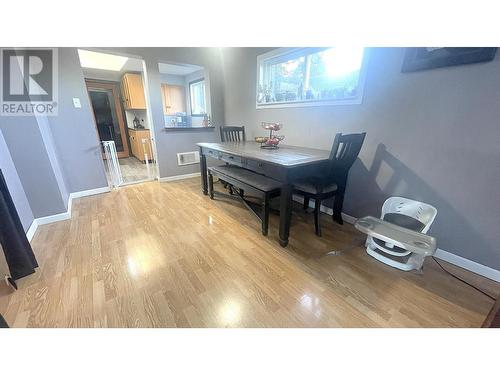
128 129 152 162
161 84 186 114
121 73 146 110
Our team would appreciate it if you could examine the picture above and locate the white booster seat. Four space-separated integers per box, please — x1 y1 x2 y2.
354 197 438 271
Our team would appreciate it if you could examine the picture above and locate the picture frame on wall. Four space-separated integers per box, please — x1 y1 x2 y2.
401 47 497 72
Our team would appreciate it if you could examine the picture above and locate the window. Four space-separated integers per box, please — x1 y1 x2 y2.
256 47 367 108
189 79 206 116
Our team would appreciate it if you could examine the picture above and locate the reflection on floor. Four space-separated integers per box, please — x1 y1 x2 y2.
1 178 497 327
105 156 152 185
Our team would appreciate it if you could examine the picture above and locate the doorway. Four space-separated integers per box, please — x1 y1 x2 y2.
78 49 158 187
86 80 129 158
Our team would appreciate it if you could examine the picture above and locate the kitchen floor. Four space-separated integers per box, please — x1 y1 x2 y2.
119 157 152 183
104 156 153 185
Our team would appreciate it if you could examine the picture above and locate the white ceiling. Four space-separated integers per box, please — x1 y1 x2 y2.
158 62 203 76
78 49 144 81
78 50 203 81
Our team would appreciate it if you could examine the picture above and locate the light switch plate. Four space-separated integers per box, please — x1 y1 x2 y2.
72 98 81 108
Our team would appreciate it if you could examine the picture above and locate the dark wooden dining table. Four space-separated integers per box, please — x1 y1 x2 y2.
197 141 331 247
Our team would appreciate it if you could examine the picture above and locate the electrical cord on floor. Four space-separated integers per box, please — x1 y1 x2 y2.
431 256 496 301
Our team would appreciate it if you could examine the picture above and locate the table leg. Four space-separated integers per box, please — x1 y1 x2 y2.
200 152 208 195
279 183 293 247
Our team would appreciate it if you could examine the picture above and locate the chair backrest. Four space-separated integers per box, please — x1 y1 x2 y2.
220 126 246 142
381 197 437 234
328 132 366 174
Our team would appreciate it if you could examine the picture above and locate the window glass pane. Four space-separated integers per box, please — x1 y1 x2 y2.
307 47 364 100
266 56 305 103
190 80 206 115
257 47 365 105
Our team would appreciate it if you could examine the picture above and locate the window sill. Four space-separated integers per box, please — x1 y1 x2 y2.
255 97 363 109
163 126 215 131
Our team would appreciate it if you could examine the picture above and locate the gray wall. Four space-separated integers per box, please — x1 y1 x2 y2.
47 48 108 193
0 130 34 231
0 47 109 224
37 115 69 207
0 115 67 217
221 47 500 270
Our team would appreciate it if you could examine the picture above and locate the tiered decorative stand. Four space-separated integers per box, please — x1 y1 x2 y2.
255 122 285 149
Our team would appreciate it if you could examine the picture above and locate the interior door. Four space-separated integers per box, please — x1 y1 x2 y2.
86 80 130 159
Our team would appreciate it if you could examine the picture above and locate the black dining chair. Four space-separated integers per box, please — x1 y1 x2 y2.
220 126 246 142
294 132 366 236
218 126 246 193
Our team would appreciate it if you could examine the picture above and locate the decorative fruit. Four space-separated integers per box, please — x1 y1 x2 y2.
266 138 280 146
254 136 269 143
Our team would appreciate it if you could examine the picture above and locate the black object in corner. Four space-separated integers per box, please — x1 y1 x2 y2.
0 169 38 281
0 313 8 328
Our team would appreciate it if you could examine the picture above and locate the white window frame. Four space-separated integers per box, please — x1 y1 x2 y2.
189 78 207 116
256 47 369 109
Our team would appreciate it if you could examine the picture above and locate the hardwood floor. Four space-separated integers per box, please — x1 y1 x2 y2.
0 178 498 327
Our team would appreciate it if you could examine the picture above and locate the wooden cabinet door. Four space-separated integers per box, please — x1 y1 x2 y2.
129 131 137 157
161 84 186 114
129 129 152 161
122 73 146 110
161 83 171 114
169 85 186 114
136 131 152 161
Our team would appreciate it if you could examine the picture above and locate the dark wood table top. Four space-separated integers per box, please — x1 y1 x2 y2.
197 142 331 167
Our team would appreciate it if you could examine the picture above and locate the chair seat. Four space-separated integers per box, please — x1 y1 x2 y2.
209 165 281 192
293 178 338 195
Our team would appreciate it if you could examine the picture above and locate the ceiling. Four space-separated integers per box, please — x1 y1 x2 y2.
78 49 144 81
158 62 203 76
78 50 203 81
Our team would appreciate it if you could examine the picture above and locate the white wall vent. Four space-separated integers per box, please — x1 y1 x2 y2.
177 151 200 166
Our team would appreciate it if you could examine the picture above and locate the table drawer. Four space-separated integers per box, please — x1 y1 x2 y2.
246 159 271 175
220 153 243 166
204 148 220 159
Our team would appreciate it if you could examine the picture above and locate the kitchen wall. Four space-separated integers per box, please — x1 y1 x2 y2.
159 70 209 127
125 110 149 129
0 130 34 231
160 73 186 86
184 69 208 127
221 47 500 271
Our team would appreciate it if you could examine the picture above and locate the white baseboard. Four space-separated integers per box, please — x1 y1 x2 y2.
434 249 500 283
69 186 110 199
25 220 38 242
35 211 71 226
26 186 110 242
159 172 200 182
292 195 500 282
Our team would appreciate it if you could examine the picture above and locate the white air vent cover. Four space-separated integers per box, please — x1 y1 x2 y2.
177 151 200 166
